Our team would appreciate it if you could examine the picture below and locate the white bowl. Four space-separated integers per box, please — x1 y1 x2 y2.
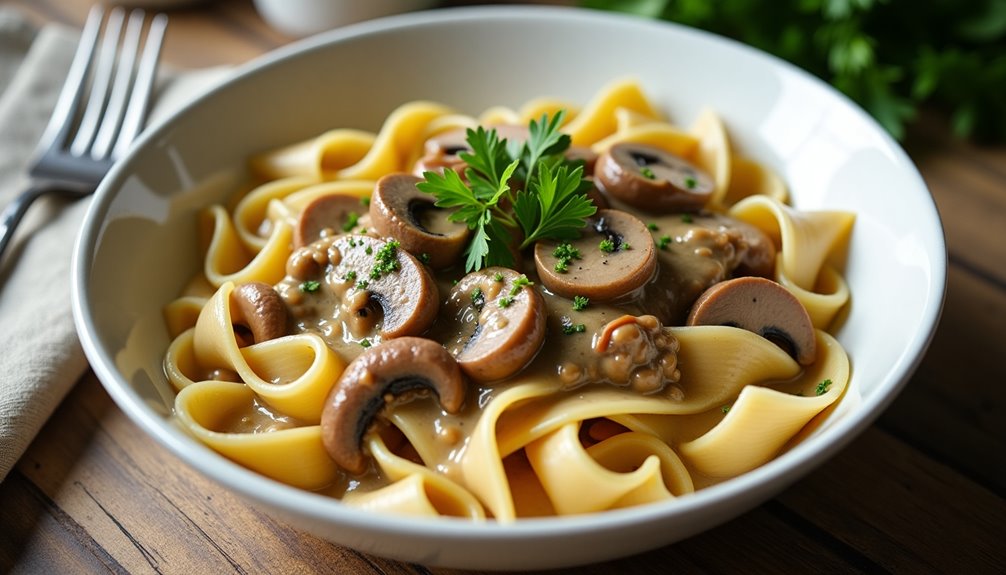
71 5 945 569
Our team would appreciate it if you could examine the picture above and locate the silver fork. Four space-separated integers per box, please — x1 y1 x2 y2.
0 6 167 262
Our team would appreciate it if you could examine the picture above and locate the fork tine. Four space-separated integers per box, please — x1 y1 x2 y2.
112 12 168 160
70 7 125 156
36 6 103 153
90 9 146 160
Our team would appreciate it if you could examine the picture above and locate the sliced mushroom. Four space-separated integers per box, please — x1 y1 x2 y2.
686 276 817 365
596 142 714 213
332 234 439 338
370 173 469 269
294 194 367 248
321 337 466 474
442 267 547 382
534 209 656 301
229 282 287 345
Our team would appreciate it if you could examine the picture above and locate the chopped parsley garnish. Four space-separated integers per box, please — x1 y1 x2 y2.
681 213 694 224
657 235 672 250
599 238 616 253
343 270 357 282
560 316 587 335
360 196 370 207
360 338 372 348
416 111 596 272
419 252 431 264
341 211 359 232
498 296 514 308
647 222 659 231
370 240 401 280
355 279 369 290
815 379 833 396
684 176 697 189
365 245 373 255
623 242 632 250
553 241 582 273
640 166 656 179
493 271 504 282
299 280 320 293
572 295 589 311
509 274 533 296
721 405 731 414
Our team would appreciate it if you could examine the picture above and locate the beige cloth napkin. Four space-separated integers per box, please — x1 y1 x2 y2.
0 8 230 482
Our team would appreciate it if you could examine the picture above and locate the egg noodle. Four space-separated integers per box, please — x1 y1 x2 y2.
162 78 854 521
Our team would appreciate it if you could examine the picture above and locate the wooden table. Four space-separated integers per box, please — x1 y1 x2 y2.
3 1 1004 572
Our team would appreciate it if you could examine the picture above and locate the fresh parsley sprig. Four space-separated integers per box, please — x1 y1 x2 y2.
416 111 596 272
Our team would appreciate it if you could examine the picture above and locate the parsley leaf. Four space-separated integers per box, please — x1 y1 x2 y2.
417 111 596 271
515 162 596 249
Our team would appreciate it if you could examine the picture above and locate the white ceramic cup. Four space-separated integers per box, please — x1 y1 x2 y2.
252 0 438 37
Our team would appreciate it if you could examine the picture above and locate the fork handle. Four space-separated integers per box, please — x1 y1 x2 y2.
0 186 56 263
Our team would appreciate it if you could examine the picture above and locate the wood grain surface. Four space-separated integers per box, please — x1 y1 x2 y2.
2 1 1004 573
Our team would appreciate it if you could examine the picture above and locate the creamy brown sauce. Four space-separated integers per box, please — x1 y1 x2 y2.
237 194 776 497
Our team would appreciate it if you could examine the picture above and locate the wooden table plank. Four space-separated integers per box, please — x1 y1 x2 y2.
879 265 1006 495
778 428 1006 573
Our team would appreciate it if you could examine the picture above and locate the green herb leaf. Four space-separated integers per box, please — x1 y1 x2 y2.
815 378 833 396
417 111 596 271
516 162 596 248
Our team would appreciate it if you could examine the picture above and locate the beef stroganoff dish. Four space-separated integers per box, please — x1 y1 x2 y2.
162 79 855 521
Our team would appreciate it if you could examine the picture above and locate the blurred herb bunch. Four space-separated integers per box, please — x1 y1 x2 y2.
582 0 1006 142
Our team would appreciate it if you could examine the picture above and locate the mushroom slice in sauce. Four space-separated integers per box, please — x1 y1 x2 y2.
321 337 466 475
443 267 547 383
229 282 288 345
369 173 469 269
534 209 656 302
596 142 714 213
296 234 438 340
295 194 366 248
686 276 817 365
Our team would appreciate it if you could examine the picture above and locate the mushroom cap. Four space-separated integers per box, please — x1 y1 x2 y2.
369 173 469 269
295 194 366 248
686 276 817 365
321 337 466 475
596 142 714 213
332 234 439 339
229 282 288 344
534 209 657 301
445 267 547 382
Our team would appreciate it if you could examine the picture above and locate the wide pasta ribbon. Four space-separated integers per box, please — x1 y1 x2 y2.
231 176 316 252
525 425 693 515
563 77 661 146
729 195 855 327
200 204 293 288
332 101 454 181
174 380 340 490
456 327 800 521
249 128 376 181
679 330 850 476
192 281 345 423
341 435 486 520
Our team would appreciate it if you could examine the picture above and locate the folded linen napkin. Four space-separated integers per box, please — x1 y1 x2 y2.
0 8 230 482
